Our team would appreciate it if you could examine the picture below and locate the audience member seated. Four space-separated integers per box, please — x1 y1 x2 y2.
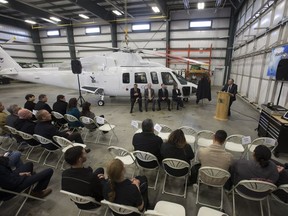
62 146 105 210
130 84 143 114
67 98 83 128
24 94 36 112
34 94 52 113
0 102 8 135
271 161 288 203
161 129 194 176
132 119 163 167
157 83 171 111
6 104 21 127
0 150 23 169
0 155 53 200
144 83 156 112
80 101 98 131
191 130 233 184
104 159 149 216
34 110 84 150
53 94 68 116
172 84 184 110
226 145 279 196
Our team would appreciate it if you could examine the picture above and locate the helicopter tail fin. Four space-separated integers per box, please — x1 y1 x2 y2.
0 46 21 75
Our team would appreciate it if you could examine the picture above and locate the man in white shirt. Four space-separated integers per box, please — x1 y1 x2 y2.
144 83 156 112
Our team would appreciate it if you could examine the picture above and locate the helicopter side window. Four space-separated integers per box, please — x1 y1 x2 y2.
161 72 176 85
122 73 130 83
150 72 159 84
135 72 147 84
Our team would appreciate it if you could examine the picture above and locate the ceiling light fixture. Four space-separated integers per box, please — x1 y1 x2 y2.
50 16 61 22
198 2 205 10
112 10 122 16
0 0 8 4
152 6 160 13
79 14 89 19
25 20 36 25
41 18 56 24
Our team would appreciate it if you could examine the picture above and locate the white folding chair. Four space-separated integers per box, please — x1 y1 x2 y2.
231 180 277 216
79 116 98 141
195 130 214 161
95 116 118 146
131 120 143 134
60 190 103 216
196 166 231 210
157 124 172 142
144 200 185 216
51 111 67 131
162 158 190 198
133 151 160 190
271 184 288 206
64 114 81 132
247 137 278 159
224 134 248 159
33 134 63 169
2 125 19 151
101 199 142 216
17 131 45 163
197 206 229 216
0 186 46 216
179 126 197 150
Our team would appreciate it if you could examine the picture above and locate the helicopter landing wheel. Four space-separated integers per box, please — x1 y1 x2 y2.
183 98 188 102
98 100 105 106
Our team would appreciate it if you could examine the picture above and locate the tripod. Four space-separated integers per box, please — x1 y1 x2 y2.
76 74 85 106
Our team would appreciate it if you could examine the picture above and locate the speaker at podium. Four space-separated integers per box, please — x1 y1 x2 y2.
214 91 230 121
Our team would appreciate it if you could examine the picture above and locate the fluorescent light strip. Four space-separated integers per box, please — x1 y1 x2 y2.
152 6 160 13
41 18 56 24
50 16 61 22
132 24 150 31
112 10 122 16
0 0 8 4
79 14 89 19
198 2 205 10
25 20 36 25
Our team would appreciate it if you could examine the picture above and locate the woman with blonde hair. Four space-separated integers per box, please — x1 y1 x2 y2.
104 159 148 216
161 129 194 176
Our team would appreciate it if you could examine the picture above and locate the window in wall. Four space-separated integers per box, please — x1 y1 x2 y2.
161 72 176 85
122 73 130 83
189 20 212 28
86 27 100 34
132 23 150 31
47 30 60 37
150 72 159 84
135 72 147 83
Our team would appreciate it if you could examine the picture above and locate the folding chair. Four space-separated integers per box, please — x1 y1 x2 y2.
194 130 214 161
64 114 82 132
79 116 98 142
231 180 277 216
95 116 118 146
17 131 45 163
144 201 185 216
196 166 231 210
157 124 172 142
51 111 67 131
33 134 63 169
2 125 19 151
246 137 278 159
197 206 229 216
60 190 103 216
133 151 160 190
224 134 247 159
131 120 143 134
179 126 197 150
271 184 288 206
0 186 46 216
162 158 190 198
101 199 142 216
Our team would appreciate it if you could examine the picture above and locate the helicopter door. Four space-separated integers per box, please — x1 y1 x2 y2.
134 72 148 91
150 71 159 85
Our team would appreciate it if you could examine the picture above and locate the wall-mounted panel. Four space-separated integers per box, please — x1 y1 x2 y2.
273 0 286 25
0 32 32 43
40 37 68 44
255 35 267 50
252 55 264 78
262 53 272 79
6 50 37 58
43 52 71 58
42 46 70 52
0 24 30 36
253 0 263 14
268 28 280 46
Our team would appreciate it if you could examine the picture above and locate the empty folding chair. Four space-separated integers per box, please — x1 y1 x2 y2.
179 126 197 150
247 137 278 159
60 190 103 216
196 166 230 210
95 116 118 146
133 151 160 190
51 111 67 131
197 206 229 216
157 124 173 142
224 134 247 159
231 180 277 216
0 186 46 216
194 130 214 161
64 114 82 132
271 184 288 206
79 116 98 141
162 158 190 198
144 200 186 216
101 199 142 216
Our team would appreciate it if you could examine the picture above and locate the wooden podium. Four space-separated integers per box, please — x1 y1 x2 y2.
214 91 230 121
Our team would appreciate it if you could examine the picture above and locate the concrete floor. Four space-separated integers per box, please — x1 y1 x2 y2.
0 81 288 216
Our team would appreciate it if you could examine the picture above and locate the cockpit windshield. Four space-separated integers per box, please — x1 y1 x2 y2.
172 71 187 85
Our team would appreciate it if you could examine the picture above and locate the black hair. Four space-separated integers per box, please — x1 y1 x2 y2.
68 98 77 110
64 146 84 165
56 95 65 101
25 94 35 100
254 145 271 168
214 130 227 144
142 119 154 133
38 94 46 101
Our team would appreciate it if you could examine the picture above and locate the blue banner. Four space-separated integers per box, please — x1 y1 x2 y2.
267 45 288 76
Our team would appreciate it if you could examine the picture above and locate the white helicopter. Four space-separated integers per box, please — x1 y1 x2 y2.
0 45 206 106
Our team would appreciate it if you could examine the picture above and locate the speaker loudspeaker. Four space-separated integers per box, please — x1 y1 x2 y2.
71 59 82 74
276 59 288 81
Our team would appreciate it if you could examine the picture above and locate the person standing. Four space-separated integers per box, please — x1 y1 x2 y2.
221 78 237 116
157 84 171 111
130 84 143 113
144 83 156 112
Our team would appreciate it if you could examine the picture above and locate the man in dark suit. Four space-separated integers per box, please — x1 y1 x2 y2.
130 84 143 113
24 94 36 112
157 84 171 111
52 95 68 115
34 94 52 113
144 83 156 112
221 78 238 116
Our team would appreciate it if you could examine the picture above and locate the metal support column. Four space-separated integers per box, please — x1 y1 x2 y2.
111 22 117 49
30 29 44 68
67 24 76 60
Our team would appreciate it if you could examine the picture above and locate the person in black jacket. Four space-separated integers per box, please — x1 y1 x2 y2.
172 84 184 110
221 78 238 116
34 94 52 113
130 84 143 113
24 94 36 112
52 95 68 116
157 84 171 111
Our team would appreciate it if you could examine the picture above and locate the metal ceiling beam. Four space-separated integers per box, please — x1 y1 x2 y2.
155 0 167 16
69 0 115 22
66 24 76 60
